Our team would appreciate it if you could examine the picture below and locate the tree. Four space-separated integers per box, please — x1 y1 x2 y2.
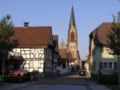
108 13 120 56
108 12 120 85
0 15 14 81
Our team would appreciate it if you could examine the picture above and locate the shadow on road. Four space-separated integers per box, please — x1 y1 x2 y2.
36 72 97 85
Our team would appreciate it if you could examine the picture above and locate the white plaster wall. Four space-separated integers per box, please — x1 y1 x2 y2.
92 46 118 75
92 46 101 75
9 48 45 73
102 47 115 59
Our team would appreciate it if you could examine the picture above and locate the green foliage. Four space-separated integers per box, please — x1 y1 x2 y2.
98 73 118 85
0 15 14 42
76 65 81 72
0 15 14 76
31 70 39 75
0 14 14 52
108 12 120 56
3 75 30 83
108 12 120 85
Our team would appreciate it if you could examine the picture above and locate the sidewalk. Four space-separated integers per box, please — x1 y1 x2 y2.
89 85 111 90
0 73 111 90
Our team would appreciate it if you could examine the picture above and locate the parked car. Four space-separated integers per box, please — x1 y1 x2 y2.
79 69 86 76
9 70 28 77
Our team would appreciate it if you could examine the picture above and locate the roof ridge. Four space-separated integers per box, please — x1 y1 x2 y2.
14 26 51 28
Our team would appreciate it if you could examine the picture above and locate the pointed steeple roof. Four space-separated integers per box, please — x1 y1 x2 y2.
69 6 76 29
60 39 66 49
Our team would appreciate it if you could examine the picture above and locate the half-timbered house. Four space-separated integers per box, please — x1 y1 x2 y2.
52 35 59 73
9 23 54 75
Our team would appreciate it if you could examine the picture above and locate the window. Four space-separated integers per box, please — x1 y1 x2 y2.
103 62 113 70
103 62 107 69
108 62 112 69
70 31 75 42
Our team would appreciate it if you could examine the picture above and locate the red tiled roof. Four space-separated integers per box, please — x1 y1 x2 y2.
93 22 113 46
10 26 52 48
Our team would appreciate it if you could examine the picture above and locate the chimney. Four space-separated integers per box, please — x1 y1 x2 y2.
24 22 29 28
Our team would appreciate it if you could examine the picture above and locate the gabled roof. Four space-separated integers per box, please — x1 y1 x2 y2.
10 26 52 48
92 22 113 46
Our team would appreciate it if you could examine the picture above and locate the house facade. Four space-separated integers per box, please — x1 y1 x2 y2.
52 35 59 73
9 23 56 76
89 23 118 77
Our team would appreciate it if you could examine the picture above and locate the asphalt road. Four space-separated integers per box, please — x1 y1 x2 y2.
0 73 110 90
36 73 95 85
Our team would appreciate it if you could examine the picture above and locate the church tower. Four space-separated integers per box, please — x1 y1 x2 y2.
67 6 78 62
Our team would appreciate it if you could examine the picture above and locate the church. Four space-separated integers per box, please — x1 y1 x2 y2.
59 6 80 66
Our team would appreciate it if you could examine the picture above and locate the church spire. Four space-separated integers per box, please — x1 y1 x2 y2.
69 6 76 29
67 6 79 62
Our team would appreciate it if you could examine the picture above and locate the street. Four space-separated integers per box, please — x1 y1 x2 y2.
0 73 110 90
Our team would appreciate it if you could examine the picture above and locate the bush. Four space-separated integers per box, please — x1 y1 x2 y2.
76 65 80 72
31 70 39 75
98 73 118 85
4 76 21 83
30 70 40 81
3 74 30 83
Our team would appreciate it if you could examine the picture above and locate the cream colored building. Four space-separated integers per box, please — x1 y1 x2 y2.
89 23 118 77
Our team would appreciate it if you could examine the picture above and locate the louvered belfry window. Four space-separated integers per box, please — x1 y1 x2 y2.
71 31 75 42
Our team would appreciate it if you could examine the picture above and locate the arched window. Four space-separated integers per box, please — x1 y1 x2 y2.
71 31 75 42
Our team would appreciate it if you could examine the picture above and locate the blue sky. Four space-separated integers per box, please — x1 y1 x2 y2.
0 0 120 60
